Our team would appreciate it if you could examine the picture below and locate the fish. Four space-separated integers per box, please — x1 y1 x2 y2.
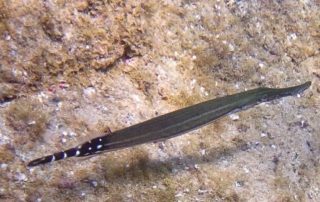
27 81 311 167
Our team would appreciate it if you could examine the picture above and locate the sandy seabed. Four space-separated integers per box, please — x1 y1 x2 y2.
0 1 319 201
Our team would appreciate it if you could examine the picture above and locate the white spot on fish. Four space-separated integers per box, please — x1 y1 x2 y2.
51 155 55 162
99 138 102 142
76 150 80 156
63 153 67 159
97 145 102 149
89 147 92 151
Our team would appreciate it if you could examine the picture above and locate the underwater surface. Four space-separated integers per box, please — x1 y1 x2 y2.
0 0 319 201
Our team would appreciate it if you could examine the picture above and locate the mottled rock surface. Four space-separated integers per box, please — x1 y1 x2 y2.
0 0 319 201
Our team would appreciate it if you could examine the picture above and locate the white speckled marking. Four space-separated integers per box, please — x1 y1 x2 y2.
51 155 55 162
63 152 67 159
76 150 80 156
99 138 102 142
89 147 92 150
97 145 102 149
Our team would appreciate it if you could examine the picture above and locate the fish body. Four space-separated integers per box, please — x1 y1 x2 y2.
27 81 311 167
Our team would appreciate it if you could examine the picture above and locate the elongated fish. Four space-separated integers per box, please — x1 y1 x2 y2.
28 81 311 167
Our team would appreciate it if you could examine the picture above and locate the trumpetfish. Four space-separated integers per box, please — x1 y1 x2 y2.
28 81 311 167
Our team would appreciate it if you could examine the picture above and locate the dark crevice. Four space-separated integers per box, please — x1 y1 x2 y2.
95 41 142 74
0 96 17 104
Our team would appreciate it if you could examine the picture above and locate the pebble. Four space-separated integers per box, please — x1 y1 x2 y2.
1 163 8 169
28 121 36 125
200 149 206 156
243 167 250 173
83 87 96 98
229 114 240 121
175 192 183 197
235 180 244 187
91 181 98 187
194 164 200 169
62 138 67 143
16 173 28 182
198 188 208 194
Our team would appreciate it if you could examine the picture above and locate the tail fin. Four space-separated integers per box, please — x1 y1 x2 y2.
27 147 79 167
27 135 109 167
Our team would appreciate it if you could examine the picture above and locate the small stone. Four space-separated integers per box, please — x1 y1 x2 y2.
69 132 77 137
83 87 96 98
235 180 244 187
259 63 264 68
229 114 239 121
158 142 165 150
5 35 11 40
175 192 183 197
28 121 36 125
243 167 250 173
194 164 200 169
1 164 8 169
91 181 98 187
16 172 28 182
198 188 208 194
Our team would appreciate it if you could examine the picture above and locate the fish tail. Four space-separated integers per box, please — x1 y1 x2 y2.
27 147 79 167
27 136 108 167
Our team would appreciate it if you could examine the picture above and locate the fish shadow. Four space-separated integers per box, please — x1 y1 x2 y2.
96 140 249 184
